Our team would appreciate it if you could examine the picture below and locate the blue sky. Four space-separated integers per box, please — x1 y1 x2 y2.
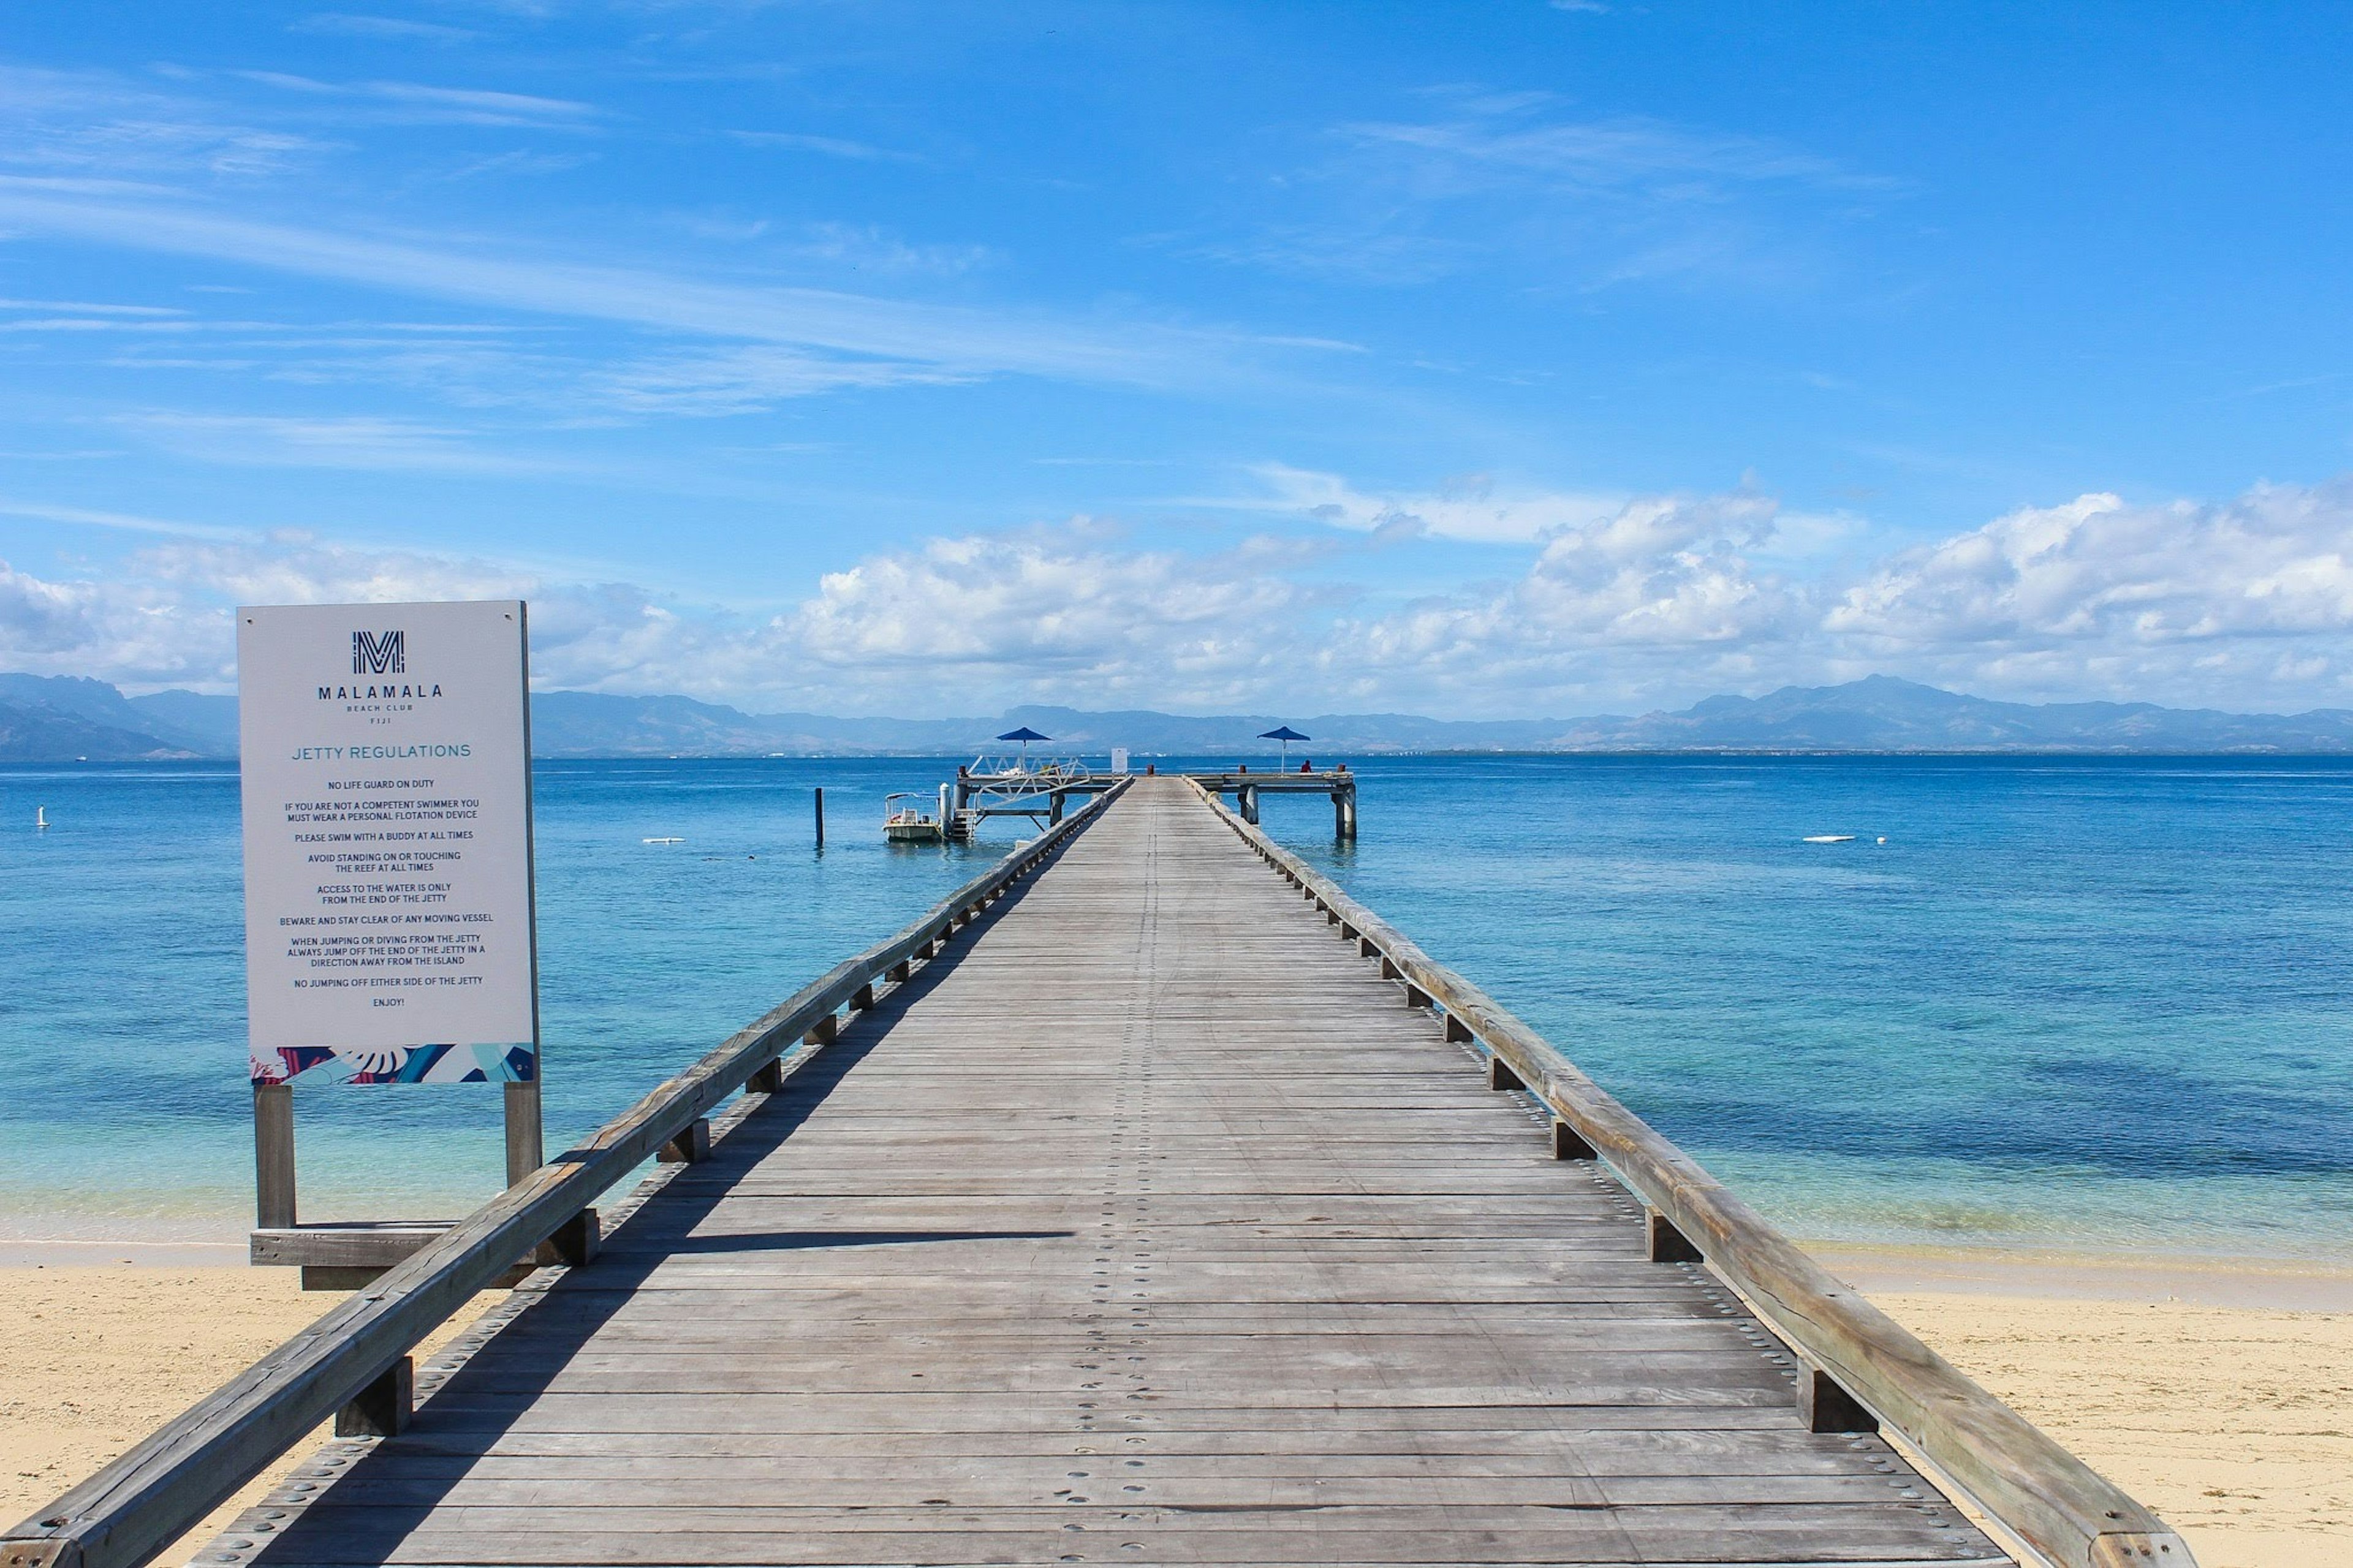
3 2 2351 716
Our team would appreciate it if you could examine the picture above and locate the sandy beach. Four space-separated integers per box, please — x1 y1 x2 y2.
0 1251 493 1566
1817 1246 2353 1568
0 1248 2344 1568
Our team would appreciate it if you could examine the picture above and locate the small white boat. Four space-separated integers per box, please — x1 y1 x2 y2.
642 836 685 845
1801 834 1857 844
884 792 945 843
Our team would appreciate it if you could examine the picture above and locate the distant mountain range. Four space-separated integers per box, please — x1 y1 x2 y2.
7 672 2353 761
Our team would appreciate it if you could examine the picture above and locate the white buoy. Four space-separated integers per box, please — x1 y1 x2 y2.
1877 836 1887 844
35 806 48 830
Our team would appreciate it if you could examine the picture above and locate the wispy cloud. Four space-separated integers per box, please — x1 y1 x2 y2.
1342 112 1893 197
0 297 184 316
290 13 482 44
233 71 599 129
0 180 1239 390
113 412 558 474
0 496 240 539
729 130 920 164
0 65 336 180
1211 463 1625 545
1191 93 1899 292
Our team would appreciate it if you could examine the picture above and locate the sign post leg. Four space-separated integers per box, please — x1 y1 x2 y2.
254 1083 297 1229
504 1078 544 1186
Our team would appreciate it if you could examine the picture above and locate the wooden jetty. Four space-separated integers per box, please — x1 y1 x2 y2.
4 778 2191 1568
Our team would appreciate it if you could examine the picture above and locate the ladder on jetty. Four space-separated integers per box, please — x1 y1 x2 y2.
6 779 2192 1568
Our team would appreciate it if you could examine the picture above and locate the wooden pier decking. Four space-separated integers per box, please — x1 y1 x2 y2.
199 778 2014 1567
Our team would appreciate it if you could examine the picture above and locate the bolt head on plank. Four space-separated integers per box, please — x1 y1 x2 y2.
2086 1534 2195 1566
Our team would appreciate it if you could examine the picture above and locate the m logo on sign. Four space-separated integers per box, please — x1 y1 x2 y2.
352 631 406 675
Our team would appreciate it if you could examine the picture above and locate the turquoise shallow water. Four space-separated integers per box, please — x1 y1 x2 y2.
2 755 2348 1263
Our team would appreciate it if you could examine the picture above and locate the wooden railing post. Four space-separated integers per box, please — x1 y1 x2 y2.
1646 1209 1702 1263
335 1357 412 1439
659 1118 712 1164
1802 1368 1878 1434
1552 1119 1597 1160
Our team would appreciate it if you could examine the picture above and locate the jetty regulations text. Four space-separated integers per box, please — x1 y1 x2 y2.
238 600 539 1086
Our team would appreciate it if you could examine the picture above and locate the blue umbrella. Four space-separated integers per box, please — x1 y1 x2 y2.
1259 725 1309 768
998 726 1050 768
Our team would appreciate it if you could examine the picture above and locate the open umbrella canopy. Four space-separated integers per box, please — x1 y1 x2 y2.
1258 725 1309 742
996 726 1052 743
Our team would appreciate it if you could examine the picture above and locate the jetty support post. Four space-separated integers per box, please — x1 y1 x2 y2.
1238 784 1259 825
1332 780 1356 839
504 1079 544 1187
814 787 824 849
254 1083 296 1230
1050 790 1066 825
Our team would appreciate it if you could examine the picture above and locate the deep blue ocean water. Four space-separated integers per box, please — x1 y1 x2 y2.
2 755 2347 1263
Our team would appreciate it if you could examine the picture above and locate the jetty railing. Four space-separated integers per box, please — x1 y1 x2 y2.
1184 778 2192 1568
0 780 1128 1568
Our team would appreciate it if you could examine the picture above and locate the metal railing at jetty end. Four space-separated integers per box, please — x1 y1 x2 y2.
1183 776 2194 1568
0 781 1130 1568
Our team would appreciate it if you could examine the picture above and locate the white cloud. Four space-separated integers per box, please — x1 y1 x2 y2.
12 475 2353 715
1328 490 1801 706
789 526 1331 708
1821 479 2353 700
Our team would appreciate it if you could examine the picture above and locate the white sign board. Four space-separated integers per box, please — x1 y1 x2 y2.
238 600 539 1086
